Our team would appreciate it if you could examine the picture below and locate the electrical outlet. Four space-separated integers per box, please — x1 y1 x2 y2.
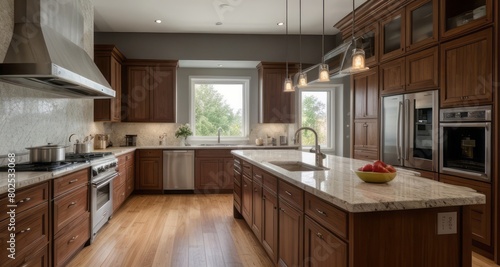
437 212 457 235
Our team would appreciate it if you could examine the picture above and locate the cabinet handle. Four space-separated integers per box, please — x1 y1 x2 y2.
279 208 285 212
19 262 28 267
69 179 78 184
316 209 327 216
285 190 292 196
68 235 79 243
16 197 31 204
68 201 77 207
316 232 324 240
254 174 262 179
122 192 125 196
243 184 247 187
17 228 31 234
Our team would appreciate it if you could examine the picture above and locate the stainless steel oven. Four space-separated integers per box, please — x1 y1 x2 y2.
440 106 491 182
90 157 118 242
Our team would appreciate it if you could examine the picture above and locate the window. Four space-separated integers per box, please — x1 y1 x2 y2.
190 77 250 140
298 88 334 149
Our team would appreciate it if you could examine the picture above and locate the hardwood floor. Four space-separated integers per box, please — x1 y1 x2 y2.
68 194 498 267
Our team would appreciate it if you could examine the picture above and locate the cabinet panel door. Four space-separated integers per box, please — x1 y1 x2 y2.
440 0 493 39
137 158 162 190
440 28 493 107
353 75 367 119
380 58 405 95
406 46 439 91
222 158 235 190
278 199 303 267
365 70 379 119
304 217 347 267
241 175 253 226
196 159 222 191
112 57 122 122
262 188 278 264
126 66 150 122
380 9 406 62
353 121 367 150
150 67 176 122
365 120 379 151
251 183 263 241
406 0 438 52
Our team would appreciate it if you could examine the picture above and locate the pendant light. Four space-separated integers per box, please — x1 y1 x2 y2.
297 0 307 87
318 0 330 82
283 0 294 93
349 0 369 72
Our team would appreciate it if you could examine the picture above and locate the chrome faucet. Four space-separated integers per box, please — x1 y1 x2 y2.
294 127 326 168
217 127 222 144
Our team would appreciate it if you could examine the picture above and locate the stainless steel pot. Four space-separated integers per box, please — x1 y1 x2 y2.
74 143 92 153
26 144 67 162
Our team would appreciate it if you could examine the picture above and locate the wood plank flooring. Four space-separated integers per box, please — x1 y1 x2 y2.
68 194 499 267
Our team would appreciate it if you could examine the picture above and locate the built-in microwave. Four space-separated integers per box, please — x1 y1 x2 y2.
439 106 491 182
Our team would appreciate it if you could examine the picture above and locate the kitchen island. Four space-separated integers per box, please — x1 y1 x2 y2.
231 149 485 267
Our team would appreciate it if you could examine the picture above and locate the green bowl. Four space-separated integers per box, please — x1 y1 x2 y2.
354 170 397 183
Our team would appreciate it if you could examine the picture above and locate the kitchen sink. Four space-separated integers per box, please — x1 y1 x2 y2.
268 161 329 172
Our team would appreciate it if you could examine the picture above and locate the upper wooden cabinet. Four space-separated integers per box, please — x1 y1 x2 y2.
380 57 406 94
123 60 178 122
440 28 493 107
353 68 378 119
258 62 299 123
406 0 439 52
380 9 406 62
356 24 379 67
94 45 125 122
440 0 493 39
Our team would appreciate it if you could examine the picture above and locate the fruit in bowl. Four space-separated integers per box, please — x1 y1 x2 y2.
354 160 397 183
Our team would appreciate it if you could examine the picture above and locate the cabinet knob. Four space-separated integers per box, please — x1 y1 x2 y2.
284 190 292 196
316 232 324 240
17 197 31 204
316 209 327 216
68 201 77 207
69 179 78 184
68 235 79 243
18 228 31 234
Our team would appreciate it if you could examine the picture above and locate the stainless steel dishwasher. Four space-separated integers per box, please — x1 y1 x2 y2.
163 150 195 190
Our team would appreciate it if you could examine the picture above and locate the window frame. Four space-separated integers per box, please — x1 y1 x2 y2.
297 86 336 150
189 76 250 142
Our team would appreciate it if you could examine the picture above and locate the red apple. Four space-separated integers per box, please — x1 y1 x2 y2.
373 160 388 168
358 166 363 171
373 164 390 173
386 165 396 173
361 164 373 172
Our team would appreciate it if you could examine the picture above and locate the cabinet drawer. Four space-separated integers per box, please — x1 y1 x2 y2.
263 173 278 195
113 170 127 188
0 203 49 261
0 182 49 221
118 152 135 166
1 244 49 267
242 161 252 177
234 182 242 206
353 150 378 161
195 149 232 158
54 215 90 267
304 216 347 266
305 192 348 239
252 166 264 185
233 169 242 187
278 181 303 211
53 168 89 197
233 158 242 173
113 183 126 212
137 149 162 158
126 176 134 197
53 185 88 234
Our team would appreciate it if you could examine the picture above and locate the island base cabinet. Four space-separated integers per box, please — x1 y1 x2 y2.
349 206 469 267
304 216 347 267
278 199 303 267
262 188 278 264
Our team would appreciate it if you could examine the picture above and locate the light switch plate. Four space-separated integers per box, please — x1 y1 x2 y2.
437 212 457 235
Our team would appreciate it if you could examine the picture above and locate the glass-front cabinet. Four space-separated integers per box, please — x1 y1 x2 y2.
440 0 492 39
406 0 438 51
380 9 405 62
356 24 378 67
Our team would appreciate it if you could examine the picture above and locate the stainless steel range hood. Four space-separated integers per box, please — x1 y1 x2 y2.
0 0 115 98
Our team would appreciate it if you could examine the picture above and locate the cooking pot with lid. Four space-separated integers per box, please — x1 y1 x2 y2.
26 144 67 162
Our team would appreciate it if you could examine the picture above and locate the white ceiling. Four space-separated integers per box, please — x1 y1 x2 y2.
94 0 367 35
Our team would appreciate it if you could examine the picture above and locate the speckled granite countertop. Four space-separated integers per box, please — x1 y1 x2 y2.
231 150 486 213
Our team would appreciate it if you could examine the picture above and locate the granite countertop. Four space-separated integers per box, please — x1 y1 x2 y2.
231 149 486 213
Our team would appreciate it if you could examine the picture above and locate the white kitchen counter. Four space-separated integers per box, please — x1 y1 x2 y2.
231 149 486 213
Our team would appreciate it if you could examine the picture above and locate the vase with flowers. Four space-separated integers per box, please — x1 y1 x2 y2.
175 123 193 146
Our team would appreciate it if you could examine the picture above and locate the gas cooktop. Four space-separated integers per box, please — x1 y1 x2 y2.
64 152 113 162
0 161 75 172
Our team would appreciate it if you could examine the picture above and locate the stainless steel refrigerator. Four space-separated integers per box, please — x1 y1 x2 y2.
381 90 438 171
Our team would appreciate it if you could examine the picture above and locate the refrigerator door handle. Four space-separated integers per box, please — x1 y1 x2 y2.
405 99 411 160
396 101 403 161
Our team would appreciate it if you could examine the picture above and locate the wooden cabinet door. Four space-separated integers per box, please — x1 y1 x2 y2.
304 217 347 267
440 174 491 246
125 66 150 122
365 120 379 151
440 0 493 39
196 158 221 190
380 9 406 62
150 67 176 122
406 46 439 91
126 163 135 197
136 157 162 190
113 184 126 213
252 182 263 241
241 175 253 226
405 0 438 52
262 188 278 264
278 199 303 267
111 57 122 121
353 69 378 119
353 121 367 150
440 28 493 107
222 158 235 190
353 120 378 152
380 57 405 95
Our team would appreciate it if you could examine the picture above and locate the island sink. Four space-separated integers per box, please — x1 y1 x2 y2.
268 161 329 171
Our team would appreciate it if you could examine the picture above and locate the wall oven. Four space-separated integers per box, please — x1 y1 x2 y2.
440 106 491 182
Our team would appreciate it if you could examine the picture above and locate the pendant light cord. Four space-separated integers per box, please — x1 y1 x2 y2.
352 0 355 44
299 0 302 72
285 0 289 78
321 0 325 64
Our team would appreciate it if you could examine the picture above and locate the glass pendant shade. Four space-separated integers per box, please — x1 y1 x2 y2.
352 48 368 71
318 63 330 82
298 72 307 86
283 78 294 92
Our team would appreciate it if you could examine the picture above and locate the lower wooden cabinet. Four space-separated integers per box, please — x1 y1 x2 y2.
135 150 163 192
241 174 253 226
53 214 90 267
262 187 279 264
2 244 50 267
195 149 234 192
114 152 135 211
304 216 347 267
251 177 263 241
278 199 304 267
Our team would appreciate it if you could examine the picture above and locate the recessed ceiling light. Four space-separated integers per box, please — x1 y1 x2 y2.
218 64 223 67
155 19 162 24
216 22 223 26
277 22 284 26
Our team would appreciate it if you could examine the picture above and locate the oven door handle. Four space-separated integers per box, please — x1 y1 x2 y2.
93 173 118 189
396 101 403 161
